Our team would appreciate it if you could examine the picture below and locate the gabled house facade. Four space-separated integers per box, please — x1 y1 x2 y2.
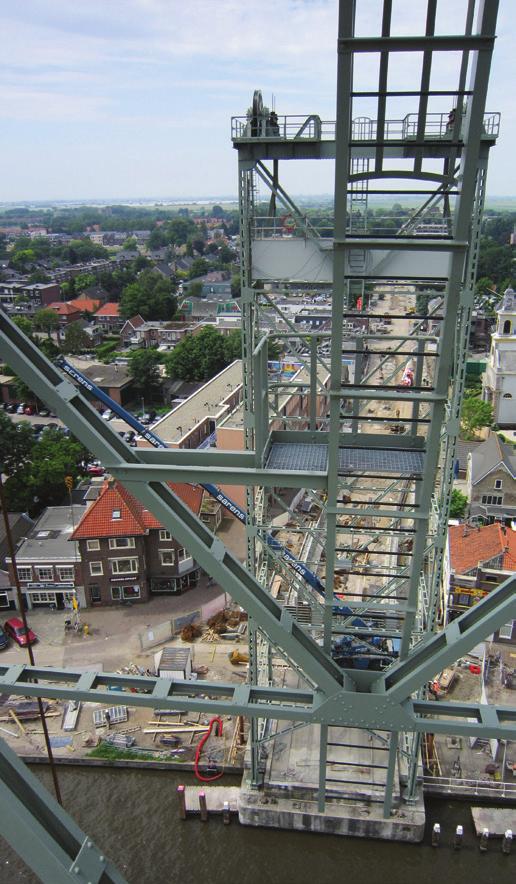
71 480 204 606
466 432 516 522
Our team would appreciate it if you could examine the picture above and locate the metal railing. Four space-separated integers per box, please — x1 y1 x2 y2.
231 112 500 143
423 774 516 799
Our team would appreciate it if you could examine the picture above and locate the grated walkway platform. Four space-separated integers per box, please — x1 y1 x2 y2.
266 443 424 475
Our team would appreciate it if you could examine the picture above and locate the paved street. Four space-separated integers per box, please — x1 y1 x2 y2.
0 577 225 673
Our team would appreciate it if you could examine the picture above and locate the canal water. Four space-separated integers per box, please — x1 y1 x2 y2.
1 767 515 884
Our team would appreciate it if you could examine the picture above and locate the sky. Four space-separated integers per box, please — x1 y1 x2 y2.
0 0 514 202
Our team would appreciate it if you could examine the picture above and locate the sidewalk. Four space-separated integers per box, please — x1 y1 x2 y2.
1 575 225 673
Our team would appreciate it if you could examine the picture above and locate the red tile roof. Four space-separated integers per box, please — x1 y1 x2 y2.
95 302 120 317
448 523 516 574
71 480 204 539
69 297 101 313
48 302 80 315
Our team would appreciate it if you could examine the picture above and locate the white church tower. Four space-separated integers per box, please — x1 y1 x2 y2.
483 288 516 427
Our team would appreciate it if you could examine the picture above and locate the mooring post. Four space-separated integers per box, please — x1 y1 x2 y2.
454 825 463 849
177 785 186 820
199 791 208 822
223 800 231 825
431 823 441 847
502 829 513 855
479 828 489 852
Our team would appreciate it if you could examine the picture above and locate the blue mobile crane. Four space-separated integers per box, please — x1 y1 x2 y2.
57 357 395 668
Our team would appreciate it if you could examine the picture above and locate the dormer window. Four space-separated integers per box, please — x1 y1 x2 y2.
112 509 121 520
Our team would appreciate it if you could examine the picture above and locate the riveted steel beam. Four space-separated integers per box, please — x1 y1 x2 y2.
0 737 126 884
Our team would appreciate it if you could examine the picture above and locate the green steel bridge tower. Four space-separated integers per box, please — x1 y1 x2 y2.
231 0 501 823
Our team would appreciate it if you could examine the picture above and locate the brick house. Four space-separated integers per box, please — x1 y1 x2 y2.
94 302 123 332
71 480 204 606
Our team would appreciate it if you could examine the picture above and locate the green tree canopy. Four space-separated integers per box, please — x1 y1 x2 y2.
119 269 177 321
74 272 96 293
127 349 162 400
1 422 88 514
123 237 138 251
460 396 493 439
62 322 91 355
165 326 239 382
0 412 34 475
449 489 468 519
33 308 59 338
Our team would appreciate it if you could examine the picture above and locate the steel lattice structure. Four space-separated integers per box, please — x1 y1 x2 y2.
0 0 509 879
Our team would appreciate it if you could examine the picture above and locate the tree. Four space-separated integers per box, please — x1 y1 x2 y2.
2 425 88 514
12 316 33 338
123 237 138 251
33 308 59 339
460 396 493 439
62 322 91 355
223 329 242 362
212 205 225 219
449 489 468 519
74 273 96 293
231 274 241 298
38 338 60 360
119 269 177 321
127 349 162 400
0 411 34 475
165 326 234 382
188 258 210 280
188 281 203 298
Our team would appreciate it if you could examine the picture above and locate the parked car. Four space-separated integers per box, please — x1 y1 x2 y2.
0 625 9 650
86 463 105 476
123 431 136 443
38 408 50 417
4 618 37 647
32 423 46 436
24 405 35 415
5 403 17 413
45 422 59 431
16 403 27 414
102 409 114 421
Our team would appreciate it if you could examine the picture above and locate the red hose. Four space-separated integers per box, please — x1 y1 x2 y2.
194 716 224 782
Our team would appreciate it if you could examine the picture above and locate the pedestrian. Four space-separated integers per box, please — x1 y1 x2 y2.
105 710 111 729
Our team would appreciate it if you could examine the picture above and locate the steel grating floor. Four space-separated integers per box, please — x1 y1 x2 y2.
266 443 424 475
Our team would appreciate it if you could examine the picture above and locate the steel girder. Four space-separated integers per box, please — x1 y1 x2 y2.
1 307 515 736
0 736 127 883
0 562 515 738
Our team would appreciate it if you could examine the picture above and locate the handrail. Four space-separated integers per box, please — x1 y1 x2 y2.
231 112 500 142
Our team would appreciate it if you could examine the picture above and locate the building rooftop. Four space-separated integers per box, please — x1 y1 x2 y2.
12 506 86 563
448 522 516 575
95 302 120 317
71 480 203 539
151 360 243 444
67 358 132 389
470 432 516 484
220 363 329 430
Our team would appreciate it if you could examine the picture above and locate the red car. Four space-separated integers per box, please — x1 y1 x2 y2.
4 618 37 647
86 464 105 476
